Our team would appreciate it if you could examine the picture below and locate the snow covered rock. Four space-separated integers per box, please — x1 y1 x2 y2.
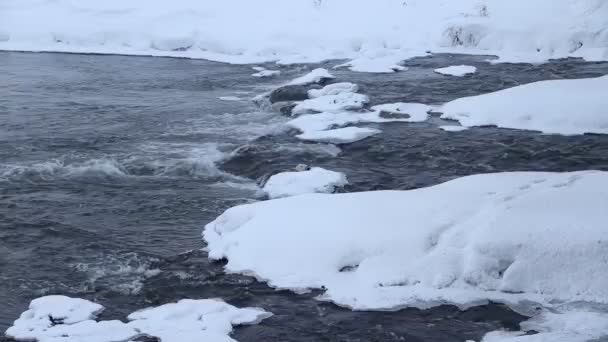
308 82 359 98
291 92 369 115
371 103 432 122
434 65 477 76
296 127 381 144
439 75 608 135
263 167 348 199
5 296 272 342
204 171 608 311
286 68 335 86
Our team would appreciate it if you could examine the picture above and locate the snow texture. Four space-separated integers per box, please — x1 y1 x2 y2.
370 102 432 122
434 65 477 76
5 295 271 342
263 167 348 199
286 68 335 86
252 66 280 77
292 92 369 115
2 0 607 68
440 75 608 135
308 82 359 98
296 127 381 144
440 125 469 132
204 171 608 311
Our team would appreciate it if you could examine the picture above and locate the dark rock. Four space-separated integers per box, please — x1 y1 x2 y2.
269 84 319 103
378 110 411 119
271 101 297 116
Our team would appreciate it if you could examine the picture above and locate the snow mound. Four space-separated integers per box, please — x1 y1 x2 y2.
440 125 469 132
482 306 608 342
371 102 432 122
308 82 359 98
434 65 477 76
5 295 271 342
292 92 369 115
252 66 280 78
335 56 410 73
263 167 348 199
204 171 608 311
286 68 335 86
439 75 608 135
296 126 381 144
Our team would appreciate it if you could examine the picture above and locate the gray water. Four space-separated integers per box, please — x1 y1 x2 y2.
2 51 608 341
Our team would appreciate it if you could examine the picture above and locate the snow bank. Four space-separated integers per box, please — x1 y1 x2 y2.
263 167 348 199
204 171 608 311
296 127 381 144
439 75 608 135
6 295 271 342
2 0 607 67
434 65 477 76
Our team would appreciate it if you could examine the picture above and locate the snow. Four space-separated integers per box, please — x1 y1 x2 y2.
440 125 469 132
292 92 369 115
296 126 381 144
439 75 608 135
286 68 335 86
204 171 608 311
263 167 348 199
482 307 608 342
308 82 359 98
370 102 432 122
6 296 272 342
434 65 477 76
219 96 242 101
252 67 280 78
2 1 607 68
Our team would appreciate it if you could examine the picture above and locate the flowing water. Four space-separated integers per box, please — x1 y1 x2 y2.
2 51 608 341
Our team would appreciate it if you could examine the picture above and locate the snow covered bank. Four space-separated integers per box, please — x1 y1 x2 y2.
439 75 608 135
434 65 477 76
6 295 271 342
205 170 608 311
1 0 607 68
263 167 348 199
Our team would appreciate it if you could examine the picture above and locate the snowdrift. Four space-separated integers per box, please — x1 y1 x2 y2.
1 0 607 69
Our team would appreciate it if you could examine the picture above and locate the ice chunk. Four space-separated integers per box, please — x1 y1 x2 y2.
218 96 242 101
371 102 432 122
439 125 469 132
5 296 272 342
286 68 335 86
204 171 608 311
292 92 369 115
308 82 359 98
335 56 409 73
252 67 281 78
296 126 381 144
439 75 608 135
434 65 477 76
263 167 348 199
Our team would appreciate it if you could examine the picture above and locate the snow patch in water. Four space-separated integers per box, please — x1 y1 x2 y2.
263 167 348 199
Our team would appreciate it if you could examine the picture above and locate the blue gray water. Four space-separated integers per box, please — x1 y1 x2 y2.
2 51 608 341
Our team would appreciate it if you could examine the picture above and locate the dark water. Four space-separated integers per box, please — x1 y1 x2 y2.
2 51 608 341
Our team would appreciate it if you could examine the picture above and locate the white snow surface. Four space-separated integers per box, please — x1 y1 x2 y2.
263 167 348 199
251 67 280 78
2 0 607 68
296 127 381 144
204 171 608 311
286 68 335 86
371 102 432 122
440 125 469 132
308 82 359 98
440 75 608 135
6 295 271 342
292 92 369 115
434 65 478 76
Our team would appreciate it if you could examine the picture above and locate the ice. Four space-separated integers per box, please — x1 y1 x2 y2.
286 68 335 86
434 65 477 76
482 306 608 342
308 82 359 98
5 296 272 342
439 125 469 132
439 75 608 135
292 92 369 115
370 102 432 122
263 167 348 199
204 171 608 311
2 1 607 67
218 96 242 101
252 67 280 78
296 126 381 144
